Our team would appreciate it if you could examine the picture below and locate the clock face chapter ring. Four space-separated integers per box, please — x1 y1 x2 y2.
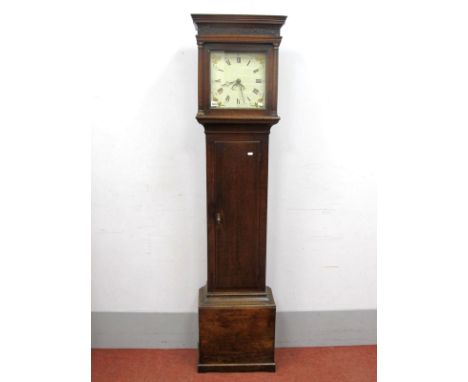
209 50 267 110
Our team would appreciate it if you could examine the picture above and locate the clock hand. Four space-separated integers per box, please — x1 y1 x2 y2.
231 78 242 91
239 84 245 104
222 80 235 87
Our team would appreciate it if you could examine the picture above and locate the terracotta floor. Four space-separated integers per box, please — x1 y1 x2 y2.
92 346 376 382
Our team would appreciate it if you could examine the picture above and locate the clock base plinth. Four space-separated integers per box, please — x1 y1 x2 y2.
198 285 276 373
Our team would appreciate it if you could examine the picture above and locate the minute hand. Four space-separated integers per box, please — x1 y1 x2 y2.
239 84 245 104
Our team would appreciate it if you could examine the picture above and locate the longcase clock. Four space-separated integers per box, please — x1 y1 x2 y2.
191 14 287 373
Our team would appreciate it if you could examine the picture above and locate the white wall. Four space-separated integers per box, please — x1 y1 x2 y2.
92 0 376 313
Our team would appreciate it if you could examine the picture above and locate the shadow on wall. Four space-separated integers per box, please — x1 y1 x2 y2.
136 47 207 304
92 47 207 309
267 48 323 301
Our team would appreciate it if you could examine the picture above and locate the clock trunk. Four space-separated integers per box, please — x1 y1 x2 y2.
206 131 269 293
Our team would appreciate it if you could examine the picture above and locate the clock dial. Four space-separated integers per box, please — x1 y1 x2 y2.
210 51 266 109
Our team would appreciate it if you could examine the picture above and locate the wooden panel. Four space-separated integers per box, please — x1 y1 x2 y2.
199 306 275 367
206 133 268 293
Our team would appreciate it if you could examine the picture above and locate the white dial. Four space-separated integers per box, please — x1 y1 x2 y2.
210 51 266 109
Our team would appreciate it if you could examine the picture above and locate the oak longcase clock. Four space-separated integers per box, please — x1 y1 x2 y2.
191 14 287 373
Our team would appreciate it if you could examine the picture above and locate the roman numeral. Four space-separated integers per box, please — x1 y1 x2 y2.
253 88 259 95
226 58 231 65
237 98 240 104
237 57 241 63
225 95 230 102
247 60 251 66
253 68 259 73
215 79 221 82
247 96 251 102
218 88 223 94
256 79 262 83
218 69 224 72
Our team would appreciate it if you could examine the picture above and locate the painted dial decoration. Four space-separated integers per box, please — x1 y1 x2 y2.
210 51 266 109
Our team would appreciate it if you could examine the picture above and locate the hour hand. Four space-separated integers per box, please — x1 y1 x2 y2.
222 80 235 87
239 86 245 103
